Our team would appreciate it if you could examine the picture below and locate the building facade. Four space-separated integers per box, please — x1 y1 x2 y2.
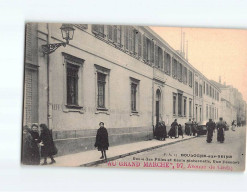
23 23 239 156
211 79 246 125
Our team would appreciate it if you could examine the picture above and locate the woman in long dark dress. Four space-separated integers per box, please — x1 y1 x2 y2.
160 121 167 140
38 124 57 165
168 119 179 138
178 124 184 138
29 124 40 165
94 122 109 159
216 118 226 143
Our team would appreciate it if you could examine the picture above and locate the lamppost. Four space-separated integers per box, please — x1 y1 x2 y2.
41 23 75 55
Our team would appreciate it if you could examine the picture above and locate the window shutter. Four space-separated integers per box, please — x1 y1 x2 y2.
113 26 117 43
124 26 129 50
26 24 33 63
117 26 121 45
129 27 133 52
151 41 154 64
107 25 113 40
92 25 98 33
164 52 167 72
155 45 158 67
143 35 147 61
167 54 171 74
138 33 142 58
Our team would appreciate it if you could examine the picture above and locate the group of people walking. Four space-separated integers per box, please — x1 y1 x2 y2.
22 117 238 163
206 117 233 143
22 123 57 165
154 119 184 141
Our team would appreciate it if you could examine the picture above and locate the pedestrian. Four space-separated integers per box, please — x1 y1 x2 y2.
154 122 160 140
178 124 184 139
185 119 193 136
232 120 237 131
168 119 179 138
160 121 167 140
29 124 40 165
192 120 197 136
22 126 34 165
216 117 226 143
206 119 216 143
38 124 57 165
94 122 109 159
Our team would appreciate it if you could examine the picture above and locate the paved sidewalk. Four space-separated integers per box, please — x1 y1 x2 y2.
49 135 196 167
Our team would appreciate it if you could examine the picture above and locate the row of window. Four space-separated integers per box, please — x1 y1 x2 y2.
206 105 219 120
194 80 219 101
204 81 219 101
66 52 219 122
65 53 140 113
90 24 193 88
173 93 192 118
75 24 220 99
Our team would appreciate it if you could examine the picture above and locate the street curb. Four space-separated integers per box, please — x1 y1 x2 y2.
80 136 197 167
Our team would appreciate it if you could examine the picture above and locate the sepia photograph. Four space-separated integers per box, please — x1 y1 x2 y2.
22 22 246 171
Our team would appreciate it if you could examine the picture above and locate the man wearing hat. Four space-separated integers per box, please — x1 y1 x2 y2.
206 119 216 143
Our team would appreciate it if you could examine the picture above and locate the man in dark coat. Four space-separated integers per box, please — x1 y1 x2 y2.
206 119 216 143
168 119 179 138
216 117 226 143
95 122 109 159
185 119 193 136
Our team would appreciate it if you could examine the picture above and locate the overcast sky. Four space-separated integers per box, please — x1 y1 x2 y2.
151 26 247 102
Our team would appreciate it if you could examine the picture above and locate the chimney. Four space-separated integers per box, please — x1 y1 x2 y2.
219 76 221 84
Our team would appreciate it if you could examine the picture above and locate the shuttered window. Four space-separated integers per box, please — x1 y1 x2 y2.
195 81 199 96
117 26 121 45
184 98 187 116
138 32 142 58
172 59 177 78
158 47 163 69
199 84 202 97
189 71 192 87
183 66 187 84
155 45 158 67
173 94 177 115
113 25 118 43
124 26 129 50
178 93 182 116
92 25 105 38
164 52 171 75
189 99 192 117
143 35 147 61
108 25 113 40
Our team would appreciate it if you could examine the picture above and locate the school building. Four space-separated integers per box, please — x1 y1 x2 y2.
24 23 227 156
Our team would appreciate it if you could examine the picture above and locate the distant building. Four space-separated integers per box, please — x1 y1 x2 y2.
211 79 246 125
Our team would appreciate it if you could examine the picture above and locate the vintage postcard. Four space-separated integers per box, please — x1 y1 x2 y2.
22 23 246 171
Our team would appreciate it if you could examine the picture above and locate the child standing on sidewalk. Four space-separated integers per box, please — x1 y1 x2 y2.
94 122 109 159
